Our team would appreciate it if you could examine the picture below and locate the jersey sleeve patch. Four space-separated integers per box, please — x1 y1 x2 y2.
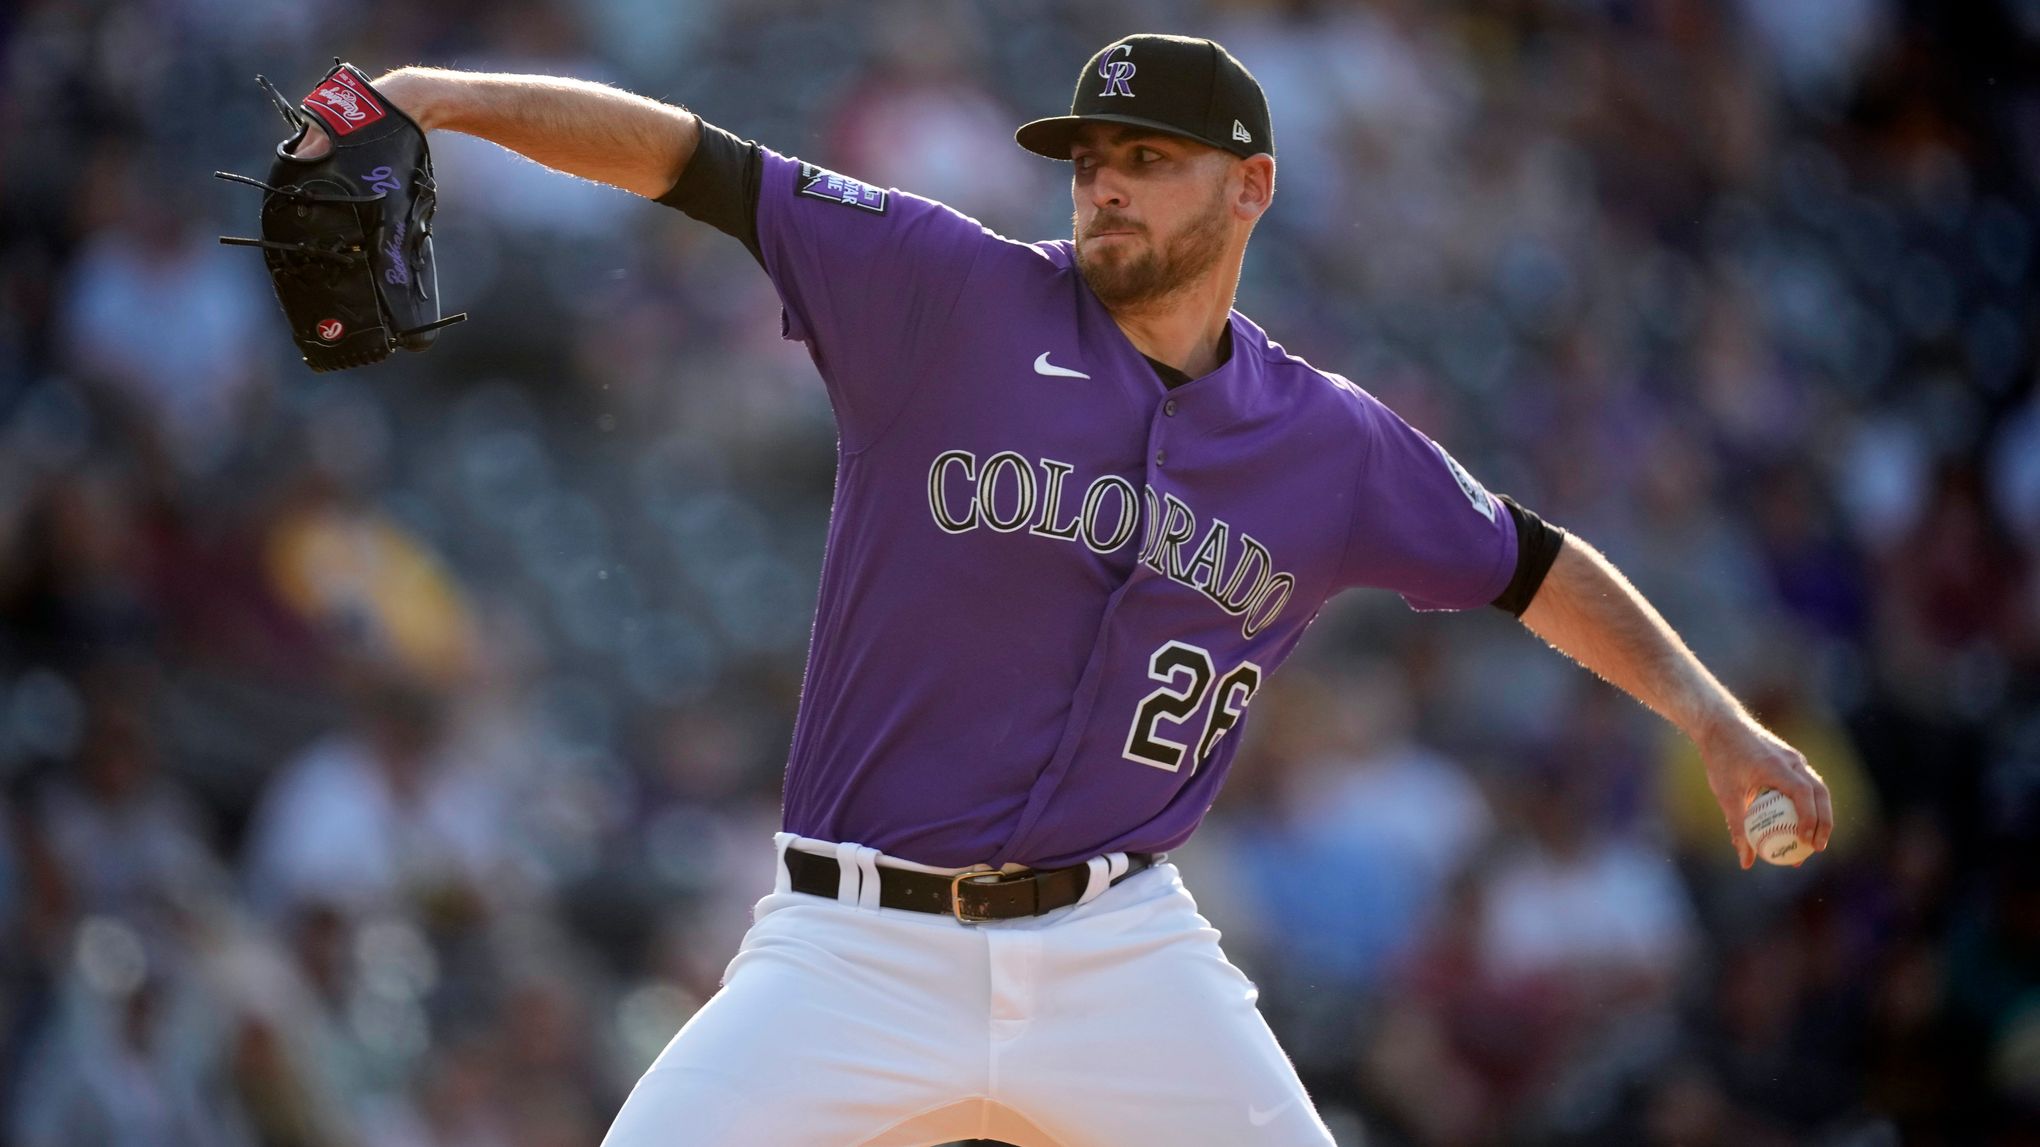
796 163 889 214
1430 439 1498 522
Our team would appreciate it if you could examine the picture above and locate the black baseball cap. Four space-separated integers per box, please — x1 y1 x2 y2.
1016 34 1274 161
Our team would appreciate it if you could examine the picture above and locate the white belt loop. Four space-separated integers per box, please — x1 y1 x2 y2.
1078 855 1112 905
853 845 883 910
1078 851 1132 906
833 840 864 905
772 832 797 895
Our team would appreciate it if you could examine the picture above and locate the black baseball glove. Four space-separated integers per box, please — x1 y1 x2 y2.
216 61 465 372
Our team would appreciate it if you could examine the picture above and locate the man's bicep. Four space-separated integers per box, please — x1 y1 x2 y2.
1334 392 1520 611
752 149 993 445
658 129 994 444
749 148 987 348
658 127 988 346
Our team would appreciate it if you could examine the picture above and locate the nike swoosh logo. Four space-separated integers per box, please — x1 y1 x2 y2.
1033 352 1090 379
1248 1099 1294 1127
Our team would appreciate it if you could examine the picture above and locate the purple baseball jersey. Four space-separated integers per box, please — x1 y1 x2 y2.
753 150 1517 868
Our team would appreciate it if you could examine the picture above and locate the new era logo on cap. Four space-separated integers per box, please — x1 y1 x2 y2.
1232 120 1251 143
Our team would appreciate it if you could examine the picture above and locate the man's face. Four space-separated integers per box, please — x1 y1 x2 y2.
1070 125 1236 310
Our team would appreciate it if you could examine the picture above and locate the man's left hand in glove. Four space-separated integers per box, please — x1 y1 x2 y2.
217 61 466 373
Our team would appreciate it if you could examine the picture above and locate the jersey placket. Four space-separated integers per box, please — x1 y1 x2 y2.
991 343 1236 867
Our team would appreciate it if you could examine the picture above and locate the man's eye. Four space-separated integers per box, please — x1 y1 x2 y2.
1137 148 1161 163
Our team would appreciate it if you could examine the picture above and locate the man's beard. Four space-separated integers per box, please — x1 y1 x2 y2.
1074 190 1229 311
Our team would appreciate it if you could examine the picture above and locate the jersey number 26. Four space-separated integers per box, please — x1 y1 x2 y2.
1122 640 1263 775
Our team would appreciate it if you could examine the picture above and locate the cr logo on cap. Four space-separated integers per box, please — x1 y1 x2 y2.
1097 44 1136 98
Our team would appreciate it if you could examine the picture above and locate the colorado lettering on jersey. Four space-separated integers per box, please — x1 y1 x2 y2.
927 449 1296 639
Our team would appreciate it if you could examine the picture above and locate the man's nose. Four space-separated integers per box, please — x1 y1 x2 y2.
1087 165 1130 210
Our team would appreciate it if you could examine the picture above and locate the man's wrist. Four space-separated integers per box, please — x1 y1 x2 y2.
374 67 452 132
1690 702 1757 756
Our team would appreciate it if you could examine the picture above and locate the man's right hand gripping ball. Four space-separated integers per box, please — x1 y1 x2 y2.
216 61 466 372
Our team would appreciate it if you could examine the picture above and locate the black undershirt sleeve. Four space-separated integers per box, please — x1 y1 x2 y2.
654 119 764 268
1491 494 1565 616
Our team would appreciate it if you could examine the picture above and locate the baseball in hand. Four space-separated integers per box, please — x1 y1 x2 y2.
1743 788 1811 866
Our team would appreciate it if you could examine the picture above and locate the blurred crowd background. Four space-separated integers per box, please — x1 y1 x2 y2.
2 0 2038 1144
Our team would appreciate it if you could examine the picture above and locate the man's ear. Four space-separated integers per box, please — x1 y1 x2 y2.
1234 155 1275 221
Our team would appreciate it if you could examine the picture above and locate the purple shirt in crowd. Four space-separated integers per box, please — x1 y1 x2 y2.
747 150 1517 868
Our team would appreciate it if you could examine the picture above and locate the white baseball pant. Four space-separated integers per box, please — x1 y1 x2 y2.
600 833 1334 1147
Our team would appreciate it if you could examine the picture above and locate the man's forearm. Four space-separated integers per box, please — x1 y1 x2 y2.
1519 532 1832 865
1518 534 1744 745
373 67 699 198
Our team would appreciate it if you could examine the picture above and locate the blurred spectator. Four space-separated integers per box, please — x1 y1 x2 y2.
265 468 477 687
1 463 160 668
242 678 503 924
58 168 271 479
35 689 227 920
11 920 235 1147
1356 766 1697 1142
1237 664 1491 988
1193 662 1493 1118
1479 775 1695 995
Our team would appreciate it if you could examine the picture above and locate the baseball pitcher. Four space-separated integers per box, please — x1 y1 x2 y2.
242 35 1833 1147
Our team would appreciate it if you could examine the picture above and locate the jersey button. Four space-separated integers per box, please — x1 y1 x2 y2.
1154 449 1166 466
1164 400 1178 416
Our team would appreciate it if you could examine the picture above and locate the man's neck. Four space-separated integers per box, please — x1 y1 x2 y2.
1104 260 1241 380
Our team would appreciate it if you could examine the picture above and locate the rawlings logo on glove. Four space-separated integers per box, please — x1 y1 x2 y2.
215 61 466 372
303 70 387 135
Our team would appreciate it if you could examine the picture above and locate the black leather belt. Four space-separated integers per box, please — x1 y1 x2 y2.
783 849 1154 923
